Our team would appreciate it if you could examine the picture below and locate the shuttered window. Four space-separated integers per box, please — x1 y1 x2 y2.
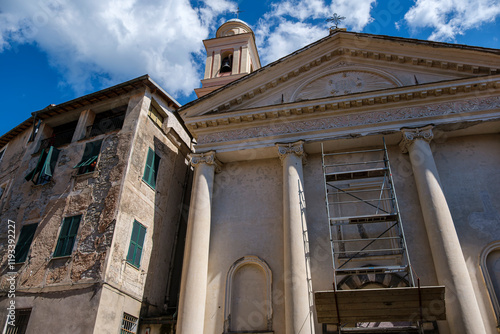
74 140 102 175
126 220 146 268
54 215 81 257
25 146 60 185
142 148 160 189
15 224 38 263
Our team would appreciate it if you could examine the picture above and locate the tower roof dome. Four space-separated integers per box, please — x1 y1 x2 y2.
216 19 253 38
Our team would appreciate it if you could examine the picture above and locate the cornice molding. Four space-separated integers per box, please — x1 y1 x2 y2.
190 151 222 172
399 125 434 153
186 76 500 131
196 95 500 145
183 43 499 117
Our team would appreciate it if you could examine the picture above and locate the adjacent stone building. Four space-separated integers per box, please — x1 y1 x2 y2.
0 75 191 333
178 20 500 334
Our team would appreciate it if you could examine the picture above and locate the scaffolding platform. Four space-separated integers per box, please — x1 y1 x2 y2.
315 286 446 324
318 142 445 332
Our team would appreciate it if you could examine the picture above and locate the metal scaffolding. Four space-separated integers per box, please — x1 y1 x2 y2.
322 141 414 288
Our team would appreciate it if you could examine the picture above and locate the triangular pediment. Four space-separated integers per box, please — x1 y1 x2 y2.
180 31 499 119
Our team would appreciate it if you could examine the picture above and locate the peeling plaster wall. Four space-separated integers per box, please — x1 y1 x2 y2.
104 90 190 319
0 87 191 333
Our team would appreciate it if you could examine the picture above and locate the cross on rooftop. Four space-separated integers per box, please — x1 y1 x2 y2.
327 13 346 29
234 6 244 19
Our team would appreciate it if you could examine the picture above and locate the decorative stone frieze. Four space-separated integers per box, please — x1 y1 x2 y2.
190 151 222 173
399 125 434 153
197 96 500 144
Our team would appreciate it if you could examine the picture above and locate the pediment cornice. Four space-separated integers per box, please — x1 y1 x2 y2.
181 34 499 118
185 75 500 134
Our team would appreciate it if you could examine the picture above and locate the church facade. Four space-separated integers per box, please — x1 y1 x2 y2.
178 20 500 334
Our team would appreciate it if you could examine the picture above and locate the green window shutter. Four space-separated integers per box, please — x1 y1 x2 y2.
14 224 38 263
25 146 60 184
142 148 160 189
74 140 102 169
25 149 47 182
126 221 146 267
54 215 82 257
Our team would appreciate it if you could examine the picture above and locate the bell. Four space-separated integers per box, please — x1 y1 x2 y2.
220 57 232 73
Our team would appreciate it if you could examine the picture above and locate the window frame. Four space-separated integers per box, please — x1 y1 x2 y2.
53 215 82 258
126 220 146 268
120 313 138 334
148 100 165 129
14 223 38 263
74 140 102 175
142 148 160 189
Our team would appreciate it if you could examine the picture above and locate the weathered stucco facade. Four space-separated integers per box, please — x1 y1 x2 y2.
0 76 191 334
178 21 500 334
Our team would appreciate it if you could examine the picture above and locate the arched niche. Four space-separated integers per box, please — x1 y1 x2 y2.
291 67 402 102
481 241 500 326
338 270 412 330
224 256 273 333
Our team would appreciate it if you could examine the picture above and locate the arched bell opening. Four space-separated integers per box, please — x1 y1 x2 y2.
220 51 233 75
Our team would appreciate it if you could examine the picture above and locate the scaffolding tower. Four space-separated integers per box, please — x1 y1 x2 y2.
322 141 413 288
315 141 445 333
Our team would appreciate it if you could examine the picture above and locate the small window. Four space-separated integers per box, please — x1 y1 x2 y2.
148 102 164 128
0 148 5 164
126 220 146 268
120 313 138 334
25 146 60 185
74 140 102 175
142 148 160 189
14 224 38 263
28 119 41 142
53 215 81 257
5 308 31 334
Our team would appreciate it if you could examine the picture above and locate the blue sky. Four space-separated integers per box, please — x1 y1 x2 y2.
0 0 499 137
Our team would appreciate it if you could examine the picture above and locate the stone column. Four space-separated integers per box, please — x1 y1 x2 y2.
277 141 315 334
400 125 486 334
176 151 221 334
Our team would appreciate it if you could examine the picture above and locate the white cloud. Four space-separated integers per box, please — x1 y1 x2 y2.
404 0 500 41
0 0 237 98
254 0 376 65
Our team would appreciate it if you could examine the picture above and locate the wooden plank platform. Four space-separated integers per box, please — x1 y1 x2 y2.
325 167 387 182
315 286 445 324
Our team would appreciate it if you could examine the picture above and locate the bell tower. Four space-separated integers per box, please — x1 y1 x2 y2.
195 19 261 98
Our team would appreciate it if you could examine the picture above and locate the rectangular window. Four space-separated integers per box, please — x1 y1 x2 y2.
24 146 60 185
0 148 5 163
28 119 41 142
148 102 164 128
4 309 31 334
120 313 138 334
142 148 160 189
126 220 146 268
74 140 102 175
53 215 81 257
14 224 38 263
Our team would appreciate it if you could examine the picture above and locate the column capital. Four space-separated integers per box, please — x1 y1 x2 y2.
399 125 434 153
190 151 222 173
276 141 307 164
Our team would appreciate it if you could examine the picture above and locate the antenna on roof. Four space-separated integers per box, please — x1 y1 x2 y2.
327 13 346 29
